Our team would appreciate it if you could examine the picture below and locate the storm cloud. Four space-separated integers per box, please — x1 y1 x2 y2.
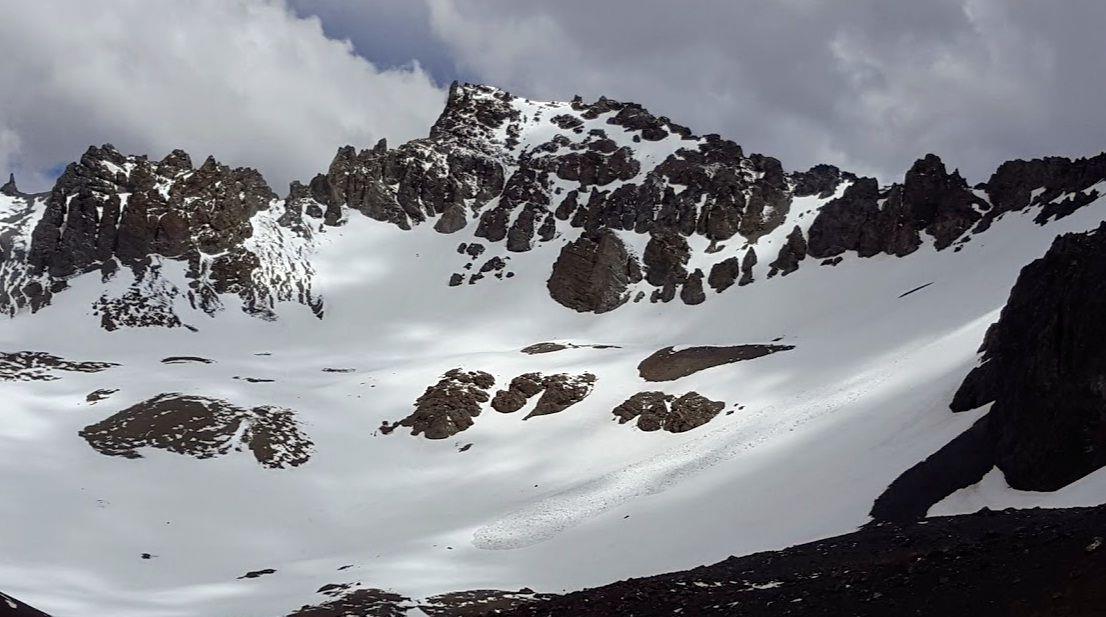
3 0 1105 191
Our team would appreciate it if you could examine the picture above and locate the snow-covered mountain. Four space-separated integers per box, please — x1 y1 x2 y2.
2 83 1106 616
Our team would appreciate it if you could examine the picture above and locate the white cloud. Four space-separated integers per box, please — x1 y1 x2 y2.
0 0 446 192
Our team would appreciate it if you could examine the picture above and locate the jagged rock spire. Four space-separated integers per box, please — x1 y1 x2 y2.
1 173 18 196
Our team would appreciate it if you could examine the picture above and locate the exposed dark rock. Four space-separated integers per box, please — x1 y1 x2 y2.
86 388 119 403
550 114 583 130
465 243 486 259
679 269 705 305
789 163 853 198
434 204 468 234
478 256 507 273
740 154 791 241
161 356 214 364
547 229 641 313
612 391 724 433
0 173 18 196
642 230 689 288
491 373 545 413
520 342 620 354
902 154 988 250
666 393 726 433
950 222 1106 490
490 372 596 418
448 273 464 287
520 342 570 354
238 568 277 580
806 178 888 259
0 351 116 381
502 505 1106 617
30 146 275 279
984 153 1106 227
0 590 51 616
707 257 740 292
638 344 794 381
525 373 596 419
873 222 1106 521
79 393 312 468
286 586 412 617
388 369 495 439
767 225 807 277
419 588 555 616
807 155 991 261
8 143 322 324
738 247 757 286
613 391 674 431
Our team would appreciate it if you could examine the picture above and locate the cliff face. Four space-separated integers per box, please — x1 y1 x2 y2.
3 82 1106 327
873 222 1106 522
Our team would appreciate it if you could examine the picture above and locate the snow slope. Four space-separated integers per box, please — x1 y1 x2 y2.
1 180 1105 616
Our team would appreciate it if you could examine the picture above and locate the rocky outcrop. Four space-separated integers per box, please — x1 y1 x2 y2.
950 222 1106 489
874 222 1106 521
491 372 546 413
0 173 18 196
643 230 689 289
767 226 807 277
679 269 705 305
491 372 597 418
638 344 794 381
707 257 740 293
520 342 620 354
0 351 116 381
525 373 596 419
30 146 274 278
612 391 725 433
806 152 1105 268
7 85 1106 325
547 229 641 313
79 393 312 468
384 369 495 439
739 247 757 286
984 153 1106 226
2 144 323 326
305 83 811 308
789 164 853 199
503 505 1106 617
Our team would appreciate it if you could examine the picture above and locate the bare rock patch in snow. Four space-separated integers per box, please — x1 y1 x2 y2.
160 356 214 364
637 344 793 381
285 584 411 617
381 369 495 439
520 342 620 354
0 351 117 381
79 393 313 468
237 568 276 580
612 391 725 433
86 388 119 403
524 373 597 420
490 372 597 419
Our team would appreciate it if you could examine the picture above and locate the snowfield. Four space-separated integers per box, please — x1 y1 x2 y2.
1 185 1105 616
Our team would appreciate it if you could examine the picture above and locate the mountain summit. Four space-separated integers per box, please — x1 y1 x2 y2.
2 84 1106 616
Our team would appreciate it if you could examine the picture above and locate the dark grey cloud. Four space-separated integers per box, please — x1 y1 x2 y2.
5 1 1105 191
286 0 464 84
377 0 1103 183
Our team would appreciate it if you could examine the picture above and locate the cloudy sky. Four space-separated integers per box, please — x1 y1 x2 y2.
2 0 1104 192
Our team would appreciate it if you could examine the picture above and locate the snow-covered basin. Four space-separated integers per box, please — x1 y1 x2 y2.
2 200 1106 616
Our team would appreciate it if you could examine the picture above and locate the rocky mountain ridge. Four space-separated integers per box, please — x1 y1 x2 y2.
2 81 1105 328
